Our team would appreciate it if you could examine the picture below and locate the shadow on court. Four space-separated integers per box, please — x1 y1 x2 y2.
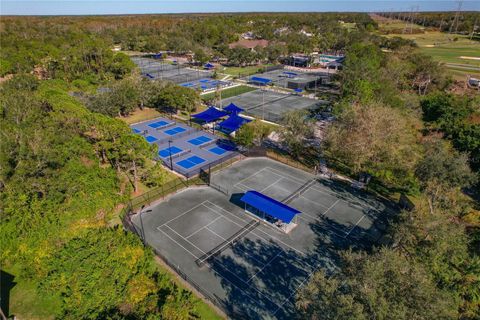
131 157 397 320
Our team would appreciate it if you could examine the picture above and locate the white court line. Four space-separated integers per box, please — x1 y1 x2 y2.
157 226 201 260
205 226 268 267
343 215 366 238
234 183 250 192
260 176 284 193
165 225 207 255
156 201 207 230
185 215 223 239
247 249 284 283
299 194 330 210
205 201 307 257
272 266 319 317
233 167 267 188
322 199 340 217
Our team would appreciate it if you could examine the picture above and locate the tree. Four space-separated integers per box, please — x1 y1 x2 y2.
325 101 420 187
193 48 209 65
150 84 200 115
280 110 314 159
234 120 273 148
415 138 476 214
297 248 458 320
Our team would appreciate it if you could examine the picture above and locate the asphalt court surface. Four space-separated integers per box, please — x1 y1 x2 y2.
132 157 393 319
221 89 323 123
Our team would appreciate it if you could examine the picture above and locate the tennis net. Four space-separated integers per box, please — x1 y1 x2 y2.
282 178 317 204
196 219 259 267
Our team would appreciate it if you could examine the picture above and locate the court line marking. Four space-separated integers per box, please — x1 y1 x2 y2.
260 176 285 193
233 167 267 187
344 215 366 238
205 201 308 257
298 194 330 210
273 266 319 316
156 201 208 230
322 199 340 217
165 225 207 255
247 249 284 283
185 215 223 239
204 225 269 268
157 226 201 260
265 166 341 198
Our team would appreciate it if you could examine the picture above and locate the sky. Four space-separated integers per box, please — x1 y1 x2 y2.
1 0 479 16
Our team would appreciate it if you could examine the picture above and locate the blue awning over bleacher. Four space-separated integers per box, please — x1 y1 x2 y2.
204 63 215 69
218 114 251 132
224 103 244 114
192 106 228 123
250 77 272 85
240 190 301 224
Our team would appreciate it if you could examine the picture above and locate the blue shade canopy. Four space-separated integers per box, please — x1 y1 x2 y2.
294 88 303 93
204 63 215 69
240 190 301 224
192 107 228 123
218 114 251 132
250 76 272 85
223 102 244 114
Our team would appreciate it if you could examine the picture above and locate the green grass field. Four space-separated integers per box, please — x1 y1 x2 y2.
201 85 256 101
371 14 480 80
220 64 274 77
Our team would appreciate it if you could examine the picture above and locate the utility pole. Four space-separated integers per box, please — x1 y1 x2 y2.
470 17 478 40
449 0 463 34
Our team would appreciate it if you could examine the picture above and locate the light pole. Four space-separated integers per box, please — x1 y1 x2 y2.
139 205 152 244
168 140 173 170
262 88 265 120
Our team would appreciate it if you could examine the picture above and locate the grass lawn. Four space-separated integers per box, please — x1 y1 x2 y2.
118 107 162 125
5 265 60 319
201 85 257 101
220 64 274 77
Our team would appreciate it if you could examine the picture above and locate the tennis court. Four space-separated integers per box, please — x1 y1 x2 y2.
242 68 326 89
221 89 325 123
180 78 231 91
131 157 394 319
132 57 214 84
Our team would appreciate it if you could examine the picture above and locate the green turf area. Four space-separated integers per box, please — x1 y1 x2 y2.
201 85 256 101
220 64 274 77
386 31 479 79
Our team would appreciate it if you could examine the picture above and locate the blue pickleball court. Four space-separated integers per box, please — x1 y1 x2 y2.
176 155 206 169
187 135 212 146
145 135 158 143
148 120 170 129
208 146 228 155
158 146 183 158
164 126 187 136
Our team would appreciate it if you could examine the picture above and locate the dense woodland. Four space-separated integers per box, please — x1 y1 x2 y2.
1 13 479 319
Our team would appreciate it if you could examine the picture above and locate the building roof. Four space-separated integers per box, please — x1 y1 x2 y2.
192 107 228 123
229 39 270 49
240 190 301 224
218 114 251 132
223 102 244 114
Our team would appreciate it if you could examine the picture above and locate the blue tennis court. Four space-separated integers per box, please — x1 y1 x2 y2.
208 146 228 155
145 135 158 143
187 135 212 146
176 155 206 169
148 120 170 129
164 126 187 136
158 146 183 158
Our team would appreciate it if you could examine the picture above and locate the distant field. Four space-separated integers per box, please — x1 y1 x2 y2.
371 14 480 80
221 64 274 77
